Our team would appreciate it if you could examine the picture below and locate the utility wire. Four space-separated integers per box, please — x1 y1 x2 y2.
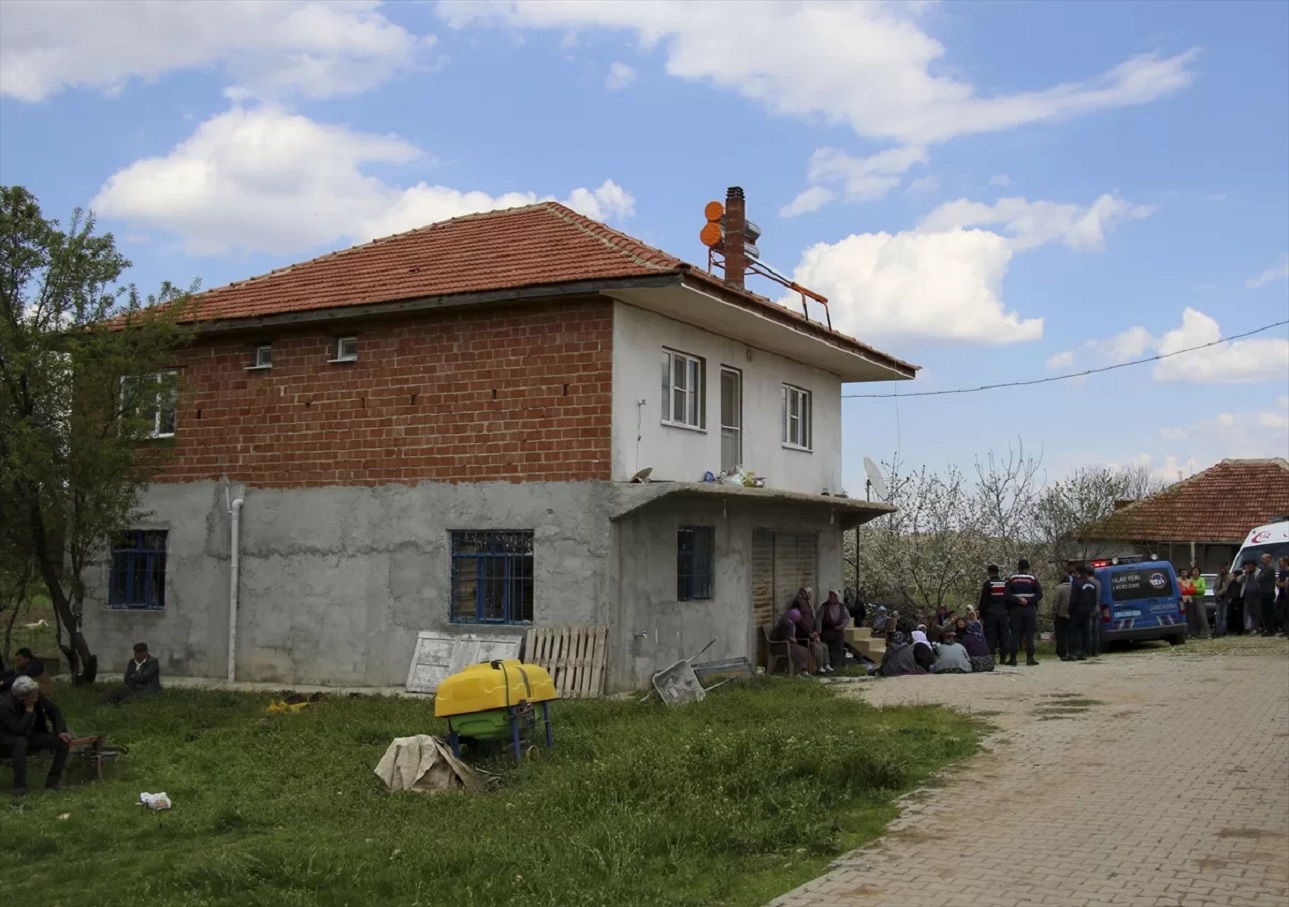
844 319 1289 400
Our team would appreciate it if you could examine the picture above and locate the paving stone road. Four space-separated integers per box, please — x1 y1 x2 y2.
771 639 1289 907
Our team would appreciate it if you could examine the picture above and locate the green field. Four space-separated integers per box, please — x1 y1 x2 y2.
8 678 981 907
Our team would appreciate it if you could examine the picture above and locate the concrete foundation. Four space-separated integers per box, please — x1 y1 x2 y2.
84 480 846 692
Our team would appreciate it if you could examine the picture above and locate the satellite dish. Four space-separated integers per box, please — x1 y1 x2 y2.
863 457 889 502
630 467 653 484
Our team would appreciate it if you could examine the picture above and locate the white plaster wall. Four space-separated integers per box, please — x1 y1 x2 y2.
611 302 844 496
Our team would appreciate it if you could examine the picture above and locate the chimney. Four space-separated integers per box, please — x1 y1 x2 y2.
1113 499 1136 511
723 186 747 291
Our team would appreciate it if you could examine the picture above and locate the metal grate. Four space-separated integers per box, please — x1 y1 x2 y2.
677 526 715 601
109 530 168 610
450 530 535 624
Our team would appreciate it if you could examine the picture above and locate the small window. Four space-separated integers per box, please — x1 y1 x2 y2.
661 349 706 430
247 344 272 370
782 384 812 451
677 526 715 601
450 531 535 624
108 530 168 610
331 336 359 363
120 371 178 438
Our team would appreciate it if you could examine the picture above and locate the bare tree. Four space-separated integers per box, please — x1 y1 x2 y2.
1034 464 1168 564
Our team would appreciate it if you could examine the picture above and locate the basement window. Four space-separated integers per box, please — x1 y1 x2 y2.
677 526 715 601
450 530 535 624
108 530 168 610
329 336 359 363
246 344 273 370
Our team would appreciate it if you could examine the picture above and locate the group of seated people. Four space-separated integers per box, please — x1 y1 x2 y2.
770 590 996 678
0 642 161 798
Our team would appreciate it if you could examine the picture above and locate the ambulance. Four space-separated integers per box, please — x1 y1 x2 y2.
1230 518 1289 572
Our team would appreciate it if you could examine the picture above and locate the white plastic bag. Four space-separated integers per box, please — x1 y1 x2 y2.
138 791 172 810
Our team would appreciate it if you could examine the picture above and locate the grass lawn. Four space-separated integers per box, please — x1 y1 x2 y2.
8 679 981 907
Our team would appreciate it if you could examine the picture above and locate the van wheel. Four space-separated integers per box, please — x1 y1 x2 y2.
1168 634 1185 646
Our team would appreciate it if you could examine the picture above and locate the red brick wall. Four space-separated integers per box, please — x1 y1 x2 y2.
152 299 614 487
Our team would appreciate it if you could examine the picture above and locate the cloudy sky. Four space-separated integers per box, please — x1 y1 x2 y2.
2 0 1286 495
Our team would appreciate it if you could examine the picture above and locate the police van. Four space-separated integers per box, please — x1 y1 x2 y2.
1230 518 1289 572
1089 557 1187 646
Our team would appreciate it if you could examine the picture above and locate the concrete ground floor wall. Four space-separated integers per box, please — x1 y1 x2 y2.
83 480 845 692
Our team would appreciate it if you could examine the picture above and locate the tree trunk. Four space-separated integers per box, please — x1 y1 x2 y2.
47 585 98 684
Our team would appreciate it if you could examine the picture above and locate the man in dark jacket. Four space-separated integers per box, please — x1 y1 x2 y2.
1068 565 1099 660
1004 558 1044 666
977 564 1011 663
124 642 162 695
1256 554 1278 636
0 675 71 797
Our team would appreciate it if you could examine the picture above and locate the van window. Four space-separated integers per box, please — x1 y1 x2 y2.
1109 568 1175 601
1232 542 1289 570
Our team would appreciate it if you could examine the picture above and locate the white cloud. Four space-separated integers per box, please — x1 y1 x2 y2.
784 146 929 215
786 227 1043 345
438 1 1197 146
92 105 635 256
1192 283 1217 293
919 193 1155 252
779 186 838 218
989 174 1013 187
605 60 637 89
785 188 1153 347
1048 308 1289 384
0 0 431 102
1246 253 1289 289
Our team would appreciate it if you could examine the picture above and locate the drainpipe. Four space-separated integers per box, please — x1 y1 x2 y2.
227 497 244 682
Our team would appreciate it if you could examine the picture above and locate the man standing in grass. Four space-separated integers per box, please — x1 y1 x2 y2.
0 675 71 797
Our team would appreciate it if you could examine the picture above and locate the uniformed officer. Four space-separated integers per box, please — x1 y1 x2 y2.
976 564 1011 662
1004 558 1044 666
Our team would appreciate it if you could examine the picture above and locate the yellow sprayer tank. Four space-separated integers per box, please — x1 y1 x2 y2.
434 660 558 718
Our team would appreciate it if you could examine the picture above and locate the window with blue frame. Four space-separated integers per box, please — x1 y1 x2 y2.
677 526 715 601
450 530 534 624
109 530 168 610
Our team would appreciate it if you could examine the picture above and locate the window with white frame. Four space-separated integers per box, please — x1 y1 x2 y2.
782 384 812 451
331 336 359 363
247 344 272 370
120 371 178 438
661 349 706 429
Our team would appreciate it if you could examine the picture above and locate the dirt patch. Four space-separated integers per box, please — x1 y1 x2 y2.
1217 828 1279 840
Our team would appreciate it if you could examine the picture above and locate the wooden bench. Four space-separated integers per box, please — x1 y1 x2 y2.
0 735 108 782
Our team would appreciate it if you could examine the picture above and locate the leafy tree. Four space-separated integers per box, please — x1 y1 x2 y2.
0 186 194 683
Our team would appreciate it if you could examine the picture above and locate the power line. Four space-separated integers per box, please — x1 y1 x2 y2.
844 319 1289 400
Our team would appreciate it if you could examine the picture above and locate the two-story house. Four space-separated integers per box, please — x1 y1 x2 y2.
84 190 917 691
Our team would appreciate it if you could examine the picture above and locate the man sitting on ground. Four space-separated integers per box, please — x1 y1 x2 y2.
124 642 162 696
0 675 71 797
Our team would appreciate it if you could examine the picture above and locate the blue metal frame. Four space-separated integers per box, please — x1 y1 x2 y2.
677 526 715 601
449 530 534 624
108 530 168 610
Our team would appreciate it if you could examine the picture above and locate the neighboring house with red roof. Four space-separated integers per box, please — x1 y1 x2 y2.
1077 458 1289 572
84 188 916 691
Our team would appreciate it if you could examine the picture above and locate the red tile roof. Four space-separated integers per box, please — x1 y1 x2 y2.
1079 458 1289 543
181 202 916 375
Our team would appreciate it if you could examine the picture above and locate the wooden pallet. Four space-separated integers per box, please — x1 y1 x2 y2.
524 626 609 699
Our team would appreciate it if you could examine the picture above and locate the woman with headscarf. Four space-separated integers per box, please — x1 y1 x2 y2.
792 588 831 674
959 619 994 672
818 590 850 671
771 604 812 676
911 627 937 672
878 621 926 677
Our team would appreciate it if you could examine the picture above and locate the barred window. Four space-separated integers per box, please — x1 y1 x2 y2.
109 530 168 610
677 526 715 601
450 530 535 624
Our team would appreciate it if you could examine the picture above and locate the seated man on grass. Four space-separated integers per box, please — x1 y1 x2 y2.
0 675 71 798
124 642 162 696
